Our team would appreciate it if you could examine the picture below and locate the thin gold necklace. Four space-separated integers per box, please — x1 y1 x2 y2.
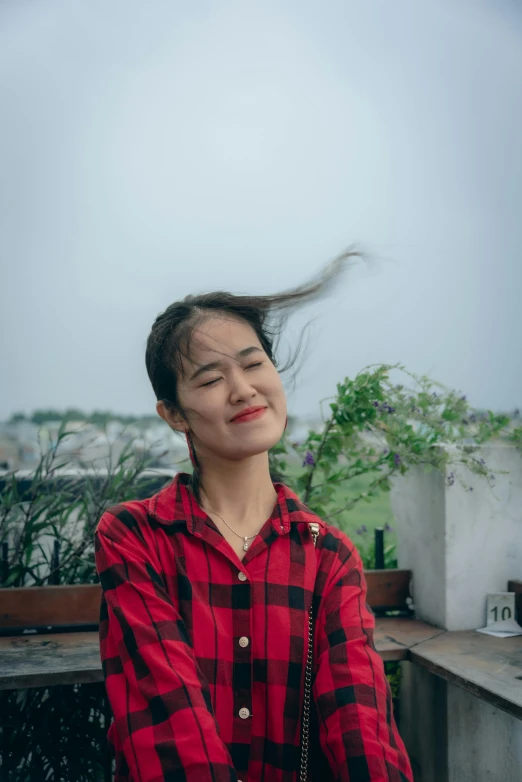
202 502 261 551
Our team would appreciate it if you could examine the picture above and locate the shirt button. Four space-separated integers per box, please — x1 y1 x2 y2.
238 636 249 648
237 571 247 581
238 707 250 720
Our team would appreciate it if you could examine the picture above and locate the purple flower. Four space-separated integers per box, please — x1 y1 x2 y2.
461 395 467 401
302 451 315 467
384 522 393 533
394 453 401 467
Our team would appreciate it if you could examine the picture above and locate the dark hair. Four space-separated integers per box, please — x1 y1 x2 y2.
145 249 361 498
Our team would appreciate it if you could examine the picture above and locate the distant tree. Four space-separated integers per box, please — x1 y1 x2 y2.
63 408 87 422
9 412 27 422
87 411 111 427
30 409 64 424
23 408 162 427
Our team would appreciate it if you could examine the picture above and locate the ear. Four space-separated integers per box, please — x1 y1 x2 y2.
156 400 188 433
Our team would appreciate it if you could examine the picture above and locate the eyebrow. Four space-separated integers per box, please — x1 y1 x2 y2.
189 346 263 381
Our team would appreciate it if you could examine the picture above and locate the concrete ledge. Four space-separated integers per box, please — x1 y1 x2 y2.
409 629 522 720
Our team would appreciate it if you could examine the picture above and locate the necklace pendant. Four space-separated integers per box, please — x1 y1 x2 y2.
243 538 250 551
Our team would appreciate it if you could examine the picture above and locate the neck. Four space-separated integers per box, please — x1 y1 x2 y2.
195 452 277 528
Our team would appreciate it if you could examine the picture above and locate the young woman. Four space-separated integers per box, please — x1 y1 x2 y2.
95 258 413 782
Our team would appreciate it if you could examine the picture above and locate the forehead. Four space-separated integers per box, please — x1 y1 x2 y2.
183 315 261 367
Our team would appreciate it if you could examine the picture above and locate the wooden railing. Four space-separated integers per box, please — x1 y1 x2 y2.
0 569 412 635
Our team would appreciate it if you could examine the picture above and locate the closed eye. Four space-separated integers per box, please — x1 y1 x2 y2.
200 362 262 387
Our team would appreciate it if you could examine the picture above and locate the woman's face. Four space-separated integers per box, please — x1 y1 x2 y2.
159 315 287 462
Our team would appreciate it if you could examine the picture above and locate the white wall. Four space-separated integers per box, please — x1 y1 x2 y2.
391 443 522 630
400 663 522 782
392 443 522 781
447 683 522 782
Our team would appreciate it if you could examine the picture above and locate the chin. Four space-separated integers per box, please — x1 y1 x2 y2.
232 425 284 459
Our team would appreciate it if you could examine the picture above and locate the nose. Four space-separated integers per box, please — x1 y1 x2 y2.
229 366 257 405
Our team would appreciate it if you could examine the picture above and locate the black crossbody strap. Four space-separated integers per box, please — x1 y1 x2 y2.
299 522 320 782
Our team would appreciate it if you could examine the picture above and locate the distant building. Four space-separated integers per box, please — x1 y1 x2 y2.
0 435 18 469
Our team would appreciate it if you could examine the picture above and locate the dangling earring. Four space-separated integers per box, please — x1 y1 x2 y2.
185 431 198 469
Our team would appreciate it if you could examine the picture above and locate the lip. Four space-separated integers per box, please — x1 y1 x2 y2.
230 406 268 423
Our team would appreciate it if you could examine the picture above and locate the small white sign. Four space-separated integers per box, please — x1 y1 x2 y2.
486 592 515 626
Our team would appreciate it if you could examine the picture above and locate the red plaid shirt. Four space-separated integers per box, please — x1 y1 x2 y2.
95 473 412 782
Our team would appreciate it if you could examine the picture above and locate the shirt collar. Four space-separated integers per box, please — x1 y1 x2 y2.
148 472 322 535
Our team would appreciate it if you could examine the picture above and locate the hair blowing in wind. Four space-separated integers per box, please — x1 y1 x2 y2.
145 248 363 409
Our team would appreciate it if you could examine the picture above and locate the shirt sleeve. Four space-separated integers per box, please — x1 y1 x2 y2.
312 542 413 782
95 509 237 782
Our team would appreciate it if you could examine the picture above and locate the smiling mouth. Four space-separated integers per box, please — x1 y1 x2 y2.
230 406 267 423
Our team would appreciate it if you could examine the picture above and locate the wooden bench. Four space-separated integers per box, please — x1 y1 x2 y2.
0 570 443 690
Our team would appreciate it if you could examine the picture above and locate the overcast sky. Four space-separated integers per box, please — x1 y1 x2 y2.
1 0 521 420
